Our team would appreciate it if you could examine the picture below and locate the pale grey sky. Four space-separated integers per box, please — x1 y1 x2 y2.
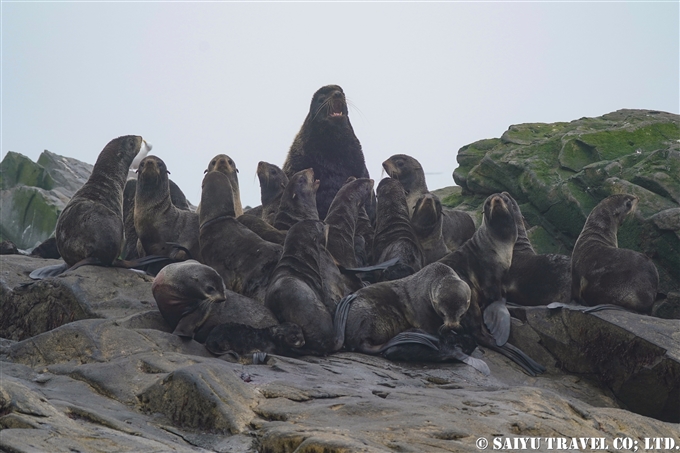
3 2 678 208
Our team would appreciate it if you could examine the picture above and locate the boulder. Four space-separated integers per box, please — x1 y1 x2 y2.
444 109 680 295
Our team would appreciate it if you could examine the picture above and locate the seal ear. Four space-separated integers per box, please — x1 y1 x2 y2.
204 169 209 174
167 170 171 175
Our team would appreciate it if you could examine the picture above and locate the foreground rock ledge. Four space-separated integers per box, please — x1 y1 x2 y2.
1 255 679 452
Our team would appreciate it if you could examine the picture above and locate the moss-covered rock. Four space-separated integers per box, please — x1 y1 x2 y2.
0 186 63 249
0 152 54 191
446 109 680 294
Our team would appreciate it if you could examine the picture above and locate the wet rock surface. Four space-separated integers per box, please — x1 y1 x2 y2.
1 254 678 452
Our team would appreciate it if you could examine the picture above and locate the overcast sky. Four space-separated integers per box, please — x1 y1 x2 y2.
3 2 678 208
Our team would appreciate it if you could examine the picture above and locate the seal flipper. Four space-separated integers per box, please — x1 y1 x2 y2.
339 257 400 274
332 294 357 351
547 302 630 314
486 341 545 376
29 262 71 280
445 348 491 376
253 352 268 364
483 298 511 346
172 309 208 339
378 330 440 353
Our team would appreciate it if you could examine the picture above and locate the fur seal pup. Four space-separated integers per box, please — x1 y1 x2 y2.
204 154 243 217
199 170 282 303
333 263 471 354
411 193 450 264
256 161 289 225
571 194 658 313
265 220 339 355
503 192 571 306
204 322 305 358
283 85 374 220
55 135 149 267
325 177 375 268
383 154 475 251
134 156 202 261
273 168 320 231
372 178 423 281
439 193 545 376
152 259 227 338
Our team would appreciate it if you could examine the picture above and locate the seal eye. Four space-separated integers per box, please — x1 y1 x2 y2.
206 285 216 294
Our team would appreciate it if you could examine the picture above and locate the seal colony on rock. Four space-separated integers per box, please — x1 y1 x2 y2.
283 85 373 221
571 194 659 313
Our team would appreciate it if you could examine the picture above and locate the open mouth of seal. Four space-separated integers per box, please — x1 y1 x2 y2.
329 99 345 117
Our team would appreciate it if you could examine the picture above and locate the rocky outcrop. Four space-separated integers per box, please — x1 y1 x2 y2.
0 150 92 250
444 109 680 296
1 254 678 452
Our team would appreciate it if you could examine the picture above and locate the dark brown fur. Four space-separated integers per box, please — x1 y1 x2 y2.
273 168 319 231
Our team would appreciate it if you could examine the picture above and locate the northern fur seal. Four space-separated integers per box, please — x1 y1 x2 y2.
411 193 450 264
256 161 289 225
204 322 305 358
383 154 475 251
204 154 243 217
237 215 287 245
55 135 149 267
283 85 373 220
325 177 374 268
199 170 282 303
503 192 571 306
571 194 658 313
152 260 288 343
333 262 472 354
372 178 423 280
265 219 343 355
134 156 202 261
273 168 320 231
439 193 544 375
152 260 227 338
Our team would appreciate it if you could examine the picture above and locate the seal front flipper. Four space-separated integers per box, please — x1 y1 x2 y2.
333 293 357 351
253 352 268 364
378 330 440 353
172 309 208 339
483 298 511 346
547 302 630 314
447 348 491 376
339 257 400 274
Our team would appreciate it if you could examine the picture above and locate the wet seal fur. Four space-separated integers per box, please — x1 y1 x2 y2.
334 262 471 354
503 192 571 306
439 193 545 376
56 135 145 267
134 156 202 262
372 178 423 281
571 194 658 313
265 220 342 355
283 85 373 220
411 193 449 265
257 161 289 225
199 170 282 303
383 154 475 251
204 322 305 358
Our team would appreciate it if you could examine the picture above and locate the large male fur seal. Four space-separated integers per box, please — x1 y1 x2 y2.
199 170 282 303
571 194 658 313
439 193 544 375
134 156 202 261
283 85 373 220
503 192 571 306
383 154 475 251
55 135 148 267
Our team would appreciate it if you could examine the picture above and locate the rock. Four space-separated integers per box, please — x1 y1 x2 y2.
1 251 676 451
445 109 680 295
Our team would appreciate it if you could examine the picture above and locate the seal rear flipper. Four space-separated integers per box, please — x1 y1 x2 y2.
546 302 629 314
446 348 491 376
332 293 357 352
166 242 193 261
378 330 440 353
253 352 268 364
483 298 510 346
487 342 545 376
29 262 71 280
339 257 400 274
